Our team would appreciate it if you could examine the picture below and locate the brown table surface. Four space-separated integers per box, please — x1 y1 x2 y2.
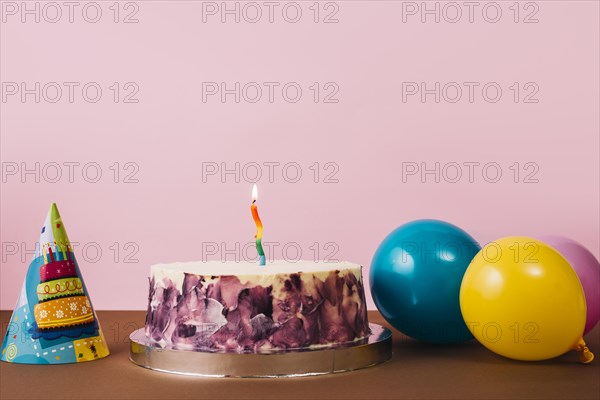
1 310 599 400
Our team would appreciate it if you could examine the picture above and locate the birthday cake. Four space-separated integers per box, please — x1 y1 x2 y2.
33 249 95 330
144 261 370 352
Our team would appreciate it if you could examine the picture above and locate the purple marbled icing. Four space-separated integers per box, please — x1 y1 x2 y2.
144 270 370 352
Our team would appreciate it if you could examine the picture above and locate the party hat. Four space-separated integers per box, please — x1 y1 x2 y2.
1 203 109 364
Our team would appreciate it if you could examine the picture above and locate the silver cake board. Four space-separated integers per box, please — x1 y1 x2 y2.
129 323 392 378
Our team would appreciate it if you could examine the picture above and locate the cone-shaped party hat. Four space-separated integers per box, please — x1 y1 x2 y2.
1 203 109 364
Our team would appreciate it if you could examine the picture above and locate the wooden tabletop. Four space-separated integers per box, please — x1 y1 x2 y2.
1 310 599 399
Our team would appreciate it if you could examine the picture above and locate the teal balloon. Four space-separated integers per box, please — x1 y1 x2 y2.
370 219 480 343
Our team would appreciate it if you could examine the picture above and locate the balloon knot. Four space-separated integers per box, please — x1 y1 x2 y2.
575 339 594 364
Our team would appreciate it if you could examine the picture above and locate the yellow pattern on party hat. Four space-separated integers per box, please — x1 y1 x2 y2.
0 203 109 364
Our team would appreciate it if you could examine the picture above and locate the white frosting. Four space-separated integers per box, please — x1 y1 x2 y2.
150 260 362 290
152 260 359 275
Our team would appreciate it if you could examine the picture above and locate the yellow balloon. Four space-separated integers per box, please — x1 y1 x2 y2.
460 237 593 363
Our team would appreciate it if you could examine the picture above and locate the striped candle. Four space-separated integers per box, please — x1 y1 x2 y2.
250 184 266 266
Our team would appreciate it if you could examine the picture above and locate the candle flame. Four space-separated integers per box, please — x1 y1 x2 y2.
252 184 258 202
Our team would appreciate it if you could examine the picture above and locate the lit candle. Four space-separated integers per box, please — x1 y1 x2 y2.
57 241 67 260
42 243 48 264
47 243 55 262
251 184 266 266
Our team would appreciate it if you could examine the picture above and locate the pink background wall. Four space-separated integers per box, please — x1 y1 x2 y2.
1 1 598 310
